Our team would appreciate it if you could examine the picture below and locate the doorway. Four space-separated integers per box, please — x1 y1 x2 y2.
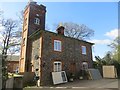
70 62 76 73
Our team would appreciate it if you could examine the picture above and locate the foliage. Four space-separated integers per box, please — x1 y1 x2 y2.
108 37 120 63
94 37 120 77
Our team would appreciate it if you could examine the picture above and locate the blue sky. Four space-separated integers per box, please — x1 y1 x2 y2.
0 2 118 60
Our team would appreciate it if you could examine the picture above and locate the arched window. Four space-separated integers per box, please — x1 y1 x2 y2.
53 61 62 72
34 18 40 25
82 62 88 70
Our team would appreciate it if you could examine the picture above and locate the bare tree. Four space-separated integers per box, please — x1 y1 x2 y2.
1 18 21 88
56 22 94 40
1 19 21 55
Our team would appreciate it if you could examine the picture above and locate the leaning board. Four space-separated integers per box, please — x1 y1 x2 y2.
52 71 68 85
88 69 102 80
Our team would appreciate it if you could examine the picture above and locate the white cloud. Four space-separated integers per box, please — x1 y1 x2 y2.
0 34 3 43
0 24 5 32
105 29 119 39
89 39 111 45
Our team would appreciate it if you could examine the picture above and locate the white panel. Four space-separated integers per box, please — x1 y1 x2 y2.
52 72 63 84
103 66 117 78
52 71 68 85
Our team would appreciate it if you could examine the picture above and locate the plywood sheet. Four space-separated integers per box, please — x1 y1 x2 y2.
88 69 102 80
103 65 117 78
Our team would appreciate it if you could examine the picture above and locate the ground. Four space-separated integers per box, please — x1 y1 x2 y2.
24 79 119 90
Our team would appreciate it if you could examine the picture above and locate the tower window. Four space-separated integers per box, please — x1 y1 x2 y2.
24 18 27 26
34 18 40 25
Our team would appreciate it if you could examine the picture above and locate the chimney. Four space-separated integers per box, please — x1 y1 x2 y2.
56 23 65 35
28 0 37 5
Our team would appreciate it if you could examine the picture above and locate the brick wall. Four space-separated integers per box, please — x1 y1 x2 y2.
7 61 19 73
31 30 93 86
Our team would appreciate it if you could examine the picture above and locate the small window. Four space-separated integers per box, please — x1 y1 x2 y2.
82 46 86 55
54 40 61 51
34 18 40 25
24 18 27 26
23 38 25 45
54 61 62 72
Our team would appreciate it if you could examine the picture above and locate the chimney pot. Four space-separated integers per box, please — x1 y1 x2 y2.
56 23 65 35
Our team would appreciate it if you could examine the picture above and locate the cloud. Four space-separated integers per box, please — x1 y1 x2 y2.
105 29 119 39
0 24 5 32
0 34 3 43
89 39 111 45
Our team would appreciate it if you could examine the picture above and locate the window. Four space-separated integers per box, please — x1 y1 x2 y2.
82 62 88 70
54 61 62 72
54 40 61 51
82 46 86 55
34 18 40 25
23 38 25 45
24 18 27 26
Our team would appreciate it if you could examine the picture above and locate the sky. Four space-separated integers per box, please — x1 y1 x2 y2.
0 1 118 60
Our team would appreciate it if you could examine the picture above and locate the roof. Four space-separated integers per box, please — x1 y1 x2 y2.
7 55 19 61
29 29 94 45
0 55 19 61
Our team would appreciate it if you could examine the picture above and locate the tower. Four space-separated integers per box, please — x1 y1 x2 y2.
19 1 46 72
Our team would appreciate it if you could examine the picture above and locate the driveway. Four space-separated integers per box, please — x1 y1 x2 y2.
54 79 118 88
24 79 119 90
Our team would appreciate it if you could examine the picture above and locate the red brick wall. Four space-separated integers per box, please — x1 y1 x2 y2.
7 61 19 73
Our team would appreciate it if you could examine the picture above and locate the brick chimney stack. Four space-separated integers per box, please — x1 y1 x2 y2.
56 23 65 35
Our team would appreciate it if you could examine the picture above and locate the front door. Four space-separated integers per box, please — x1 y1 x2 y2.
70 62 76 73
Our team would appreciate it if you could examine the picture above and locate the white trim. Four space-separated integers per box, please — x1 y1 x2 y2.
53 61 62 72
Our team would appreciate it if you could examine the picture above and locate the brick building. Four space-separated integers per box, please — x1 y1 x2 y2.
0 55 19 73
7 55 19 73
19 1 94 86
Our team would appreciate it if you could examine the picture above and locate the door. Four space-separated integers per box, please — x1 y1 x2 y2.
70 62 76 73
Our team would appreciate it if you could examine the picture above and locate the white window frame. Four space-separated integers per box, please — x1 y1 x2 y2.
82 46 86 55
54 40 62 52
54 61 62 72
34 18 40 25
82 62 88 70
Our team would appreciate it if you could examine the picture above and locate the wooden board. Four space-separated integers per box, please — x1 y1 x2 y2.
103 65 117 78
88 69 102 80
